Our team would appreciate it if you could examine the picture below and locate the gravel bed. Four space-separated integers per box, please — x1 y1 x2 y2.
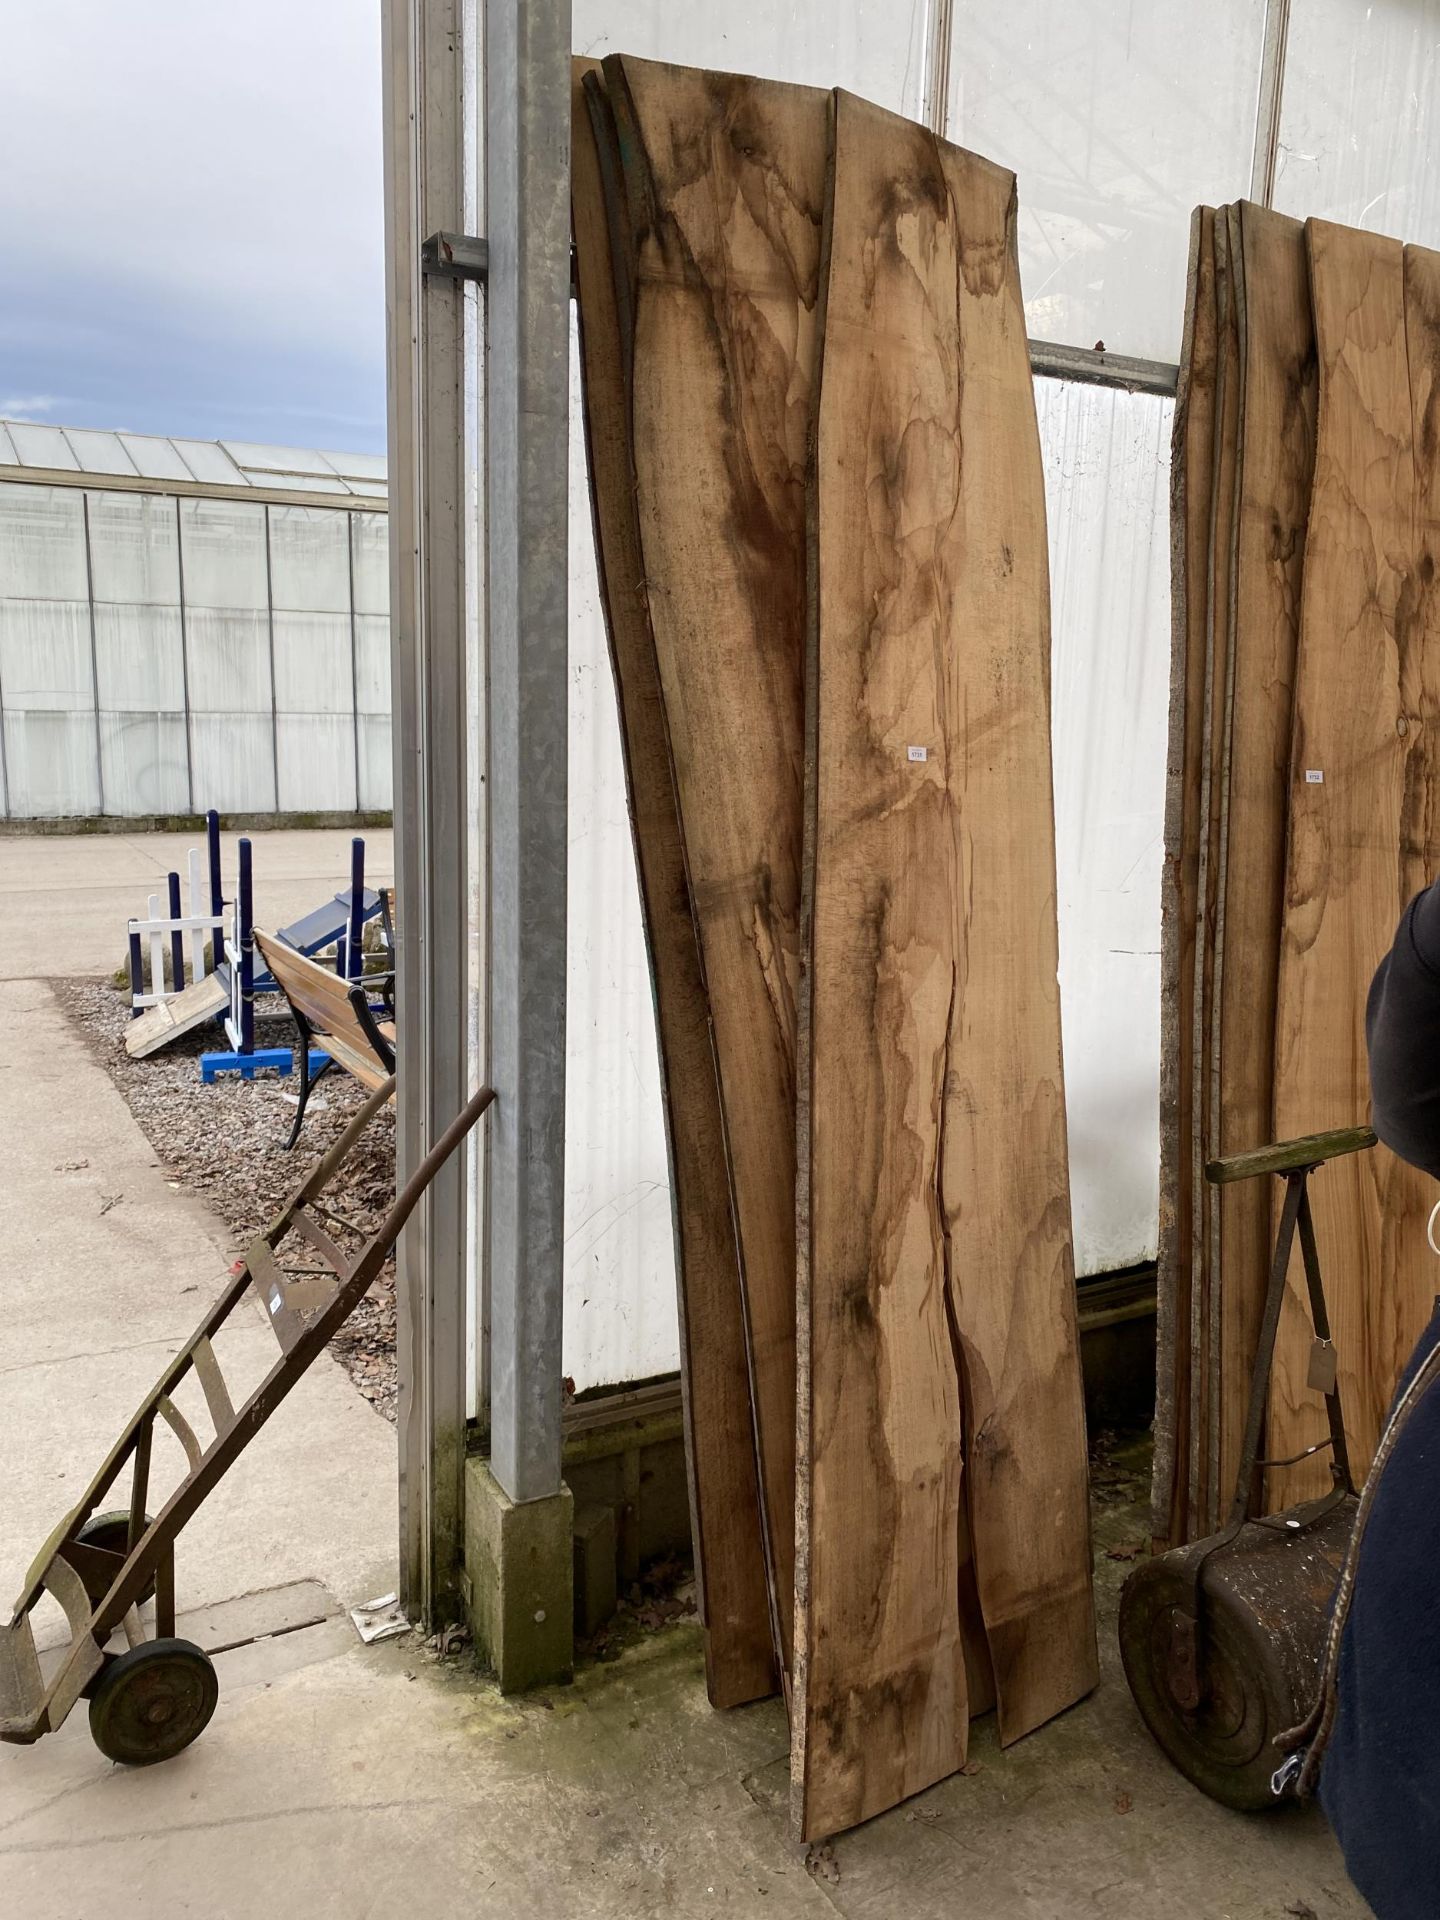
55 977 400 1421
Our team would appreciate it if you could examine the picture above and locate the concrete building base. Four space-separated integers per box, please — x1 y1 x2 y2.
464 1458 574 1690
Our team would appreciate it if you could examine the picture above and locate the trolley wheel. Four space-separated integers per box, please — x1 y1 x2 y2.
1118 1553 1298 1812
76 1510 156 1604
88 1639 218 1766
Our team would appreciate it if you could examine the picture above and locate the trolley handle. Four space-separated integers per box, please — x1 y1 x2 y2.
1204 1124 1375 1530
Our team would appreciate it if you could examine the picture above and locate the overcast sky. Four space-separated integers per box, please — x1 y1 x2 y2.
0 1 387 453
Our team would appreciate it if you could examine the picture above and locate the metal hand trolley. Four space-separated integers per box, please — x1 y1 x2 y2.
1119 1124 1372 1810
0 1075 493 1766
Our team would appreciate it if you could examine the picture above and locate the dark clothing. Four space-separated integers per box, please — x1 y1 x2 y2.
1364 883 1440 1178
1318 884 1440 1916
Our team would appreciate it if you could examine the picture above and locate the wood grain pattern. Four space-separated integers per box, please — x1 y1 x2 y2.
1156 206 1217 1545
603 53 827 1670
1268 220 1432 1500
1212 203 1315 1507
794 88 1095 1842
571 58 776 1708
1188 207 1241 1537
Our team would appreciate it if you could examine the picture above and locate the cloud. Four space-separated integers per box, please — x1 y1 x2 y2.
0 2 386 449
0 394 59 419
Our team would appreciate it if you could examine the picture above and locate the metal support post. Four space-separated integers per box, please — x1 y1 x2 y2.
382 0 473 1626
167 870 184 989
207 809 225 969
483 0 571 1504
236 837 254 1055
346 836 365 982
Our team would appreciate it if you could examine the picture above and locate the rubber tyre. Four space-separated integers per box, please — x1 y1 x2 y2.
76 1510 156 1605
1118 1553 1298 1812
88 1639 218 1766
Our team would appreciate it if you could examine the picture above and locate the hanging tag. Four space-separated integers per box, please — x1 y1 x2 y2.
1307 1336 1338 1395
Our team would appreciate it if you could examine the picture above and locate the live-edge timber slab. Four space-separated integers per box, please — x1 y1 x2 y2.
1156 205 1218 1546
602 52 827 1673
1190 206 1242 1538
794 88 1097 1842
1269 221 1438 1500
571 57 776 1708
1212 202 1314 1511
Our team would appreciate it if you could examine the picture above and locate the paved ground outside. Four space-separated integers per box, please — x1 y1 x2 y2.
0 826 394 981
0 830 1370 1918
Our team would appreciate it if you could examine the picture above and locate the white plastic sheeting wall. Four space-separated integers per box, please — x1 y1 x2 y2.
0 480 392 819
947 0 1268 360
560 373 1172 1389
1274 0 1440 241
1040 378 1171 1276
573 0 929 119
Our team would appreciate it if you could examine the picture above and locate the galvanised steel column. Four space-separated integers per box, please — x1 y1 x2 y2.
381 0 472 1626
483 0 570 1504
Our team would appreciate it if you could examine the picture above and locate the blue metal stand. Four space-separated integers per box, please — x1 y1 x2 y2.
200 1047 293 1084
199 1048 331 1085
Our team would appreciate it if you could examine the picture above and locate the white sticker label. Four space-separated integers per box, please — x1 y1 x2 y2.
907 745 928 762
1305 769 1324 784
269 1290 282 1315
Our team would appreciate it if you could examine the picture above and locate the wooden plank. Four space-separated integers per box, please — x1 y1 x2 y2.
1156 205 1218 1546
256 932 359 1028
1268 220 1428 1501
124 970 228 1059
572 58 776 1710
1186 207 1241 1539
1206 1124 1375 1185
794 90 1095 1843
604 51 825 1675
1211 202 1315 1508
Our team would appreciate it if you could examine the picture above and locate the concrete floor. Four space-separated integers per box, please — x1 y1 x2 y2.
0 831 1370 1918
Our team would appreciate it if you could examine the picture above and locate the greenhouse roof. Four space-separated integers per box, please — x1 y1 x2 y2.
0 420 388 506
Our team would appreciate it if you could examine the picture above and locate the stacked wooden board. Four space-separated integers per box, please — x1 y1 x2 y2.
1157 204 1440 1544
574 53 1096 1840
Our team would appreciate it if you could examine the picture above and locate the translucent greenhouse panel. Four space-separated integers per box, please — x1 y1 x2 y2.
349 514 390 616
93 604 185 713
1273 0 1440 241
97 712 189 815
178 498 268 610
0 599 93 710
222 442 337 478
571 0 928 115
276 713 358 813
3 712 99 817
0 483 88 599
1037 375 1171 1275
249 474 358 497
178 497 276 813
563 326 677 1391
5 422 79 470
188 714 275 814
174 441 247 488
325 450 387 483
268 506 351 612
117 433 192 483
183 608 273 714
947 0 1266 360
357 713 393 812
62 429 134 477
353 612 390 716
271 611 355 716
86 491 181 605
